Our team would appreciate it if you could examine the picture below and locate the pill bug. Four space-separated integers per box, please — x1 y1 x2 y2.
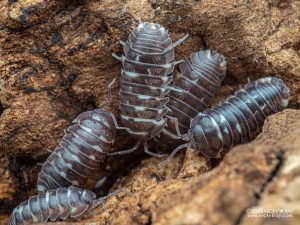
154 50 227 149
37 108 117 192
9 186 117 225
160 77 289 162
112 21 188 156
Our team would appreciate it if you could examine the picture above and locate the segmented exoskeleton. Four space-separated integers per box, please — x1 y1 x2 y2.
112 21 188 157
160 77 289 162
154 50 227 149
9 186 118 225
37 108 118 192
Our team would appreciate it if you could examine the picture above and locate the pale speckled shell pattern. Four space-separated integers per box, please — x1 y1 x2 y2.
37 108 116 192
119 22 176 140
9 186 97 225
190 77 290 158
156 50 227 147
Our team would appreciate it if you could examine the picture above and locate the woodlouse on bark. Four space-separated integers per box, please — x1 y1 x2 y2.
160 77 289 163
154 50 227 149
36 78 126 192
36 107 118 192
9 186 122 225
112 21 189 157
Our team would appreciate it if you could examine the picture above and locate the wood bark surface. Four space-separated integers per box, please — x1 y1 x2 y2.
0 0 299 224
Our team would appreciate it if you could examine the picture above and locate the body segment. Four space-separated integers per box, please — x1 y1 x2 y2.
37 108 116 192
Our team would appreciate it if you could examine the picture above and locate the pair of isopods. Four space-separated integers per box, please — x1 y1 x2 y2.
9 21 289 225
10 104 123 225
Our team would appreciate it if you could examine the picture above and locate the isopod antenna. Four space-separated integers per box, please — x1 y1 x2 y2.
89 188 128 210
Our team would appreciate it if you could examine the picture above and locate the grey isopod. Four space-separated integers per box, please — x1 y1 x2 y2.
36 107 118 192
36 78 125 192
160 77 289 162
9 186 122 225
154 50 227 149
112 21 188 157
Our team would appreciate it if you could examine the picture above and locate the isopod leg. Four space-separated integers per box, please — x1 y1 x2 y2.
104 78 117 109
138 17 143 24
172 34 189 48
112 53 123 62
173 60 184 66
144 141 167 158
90 188 128 210
109 112 130 131
158 143 191 166
119 40 126 46
108 140 141 156
166 116 190 141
